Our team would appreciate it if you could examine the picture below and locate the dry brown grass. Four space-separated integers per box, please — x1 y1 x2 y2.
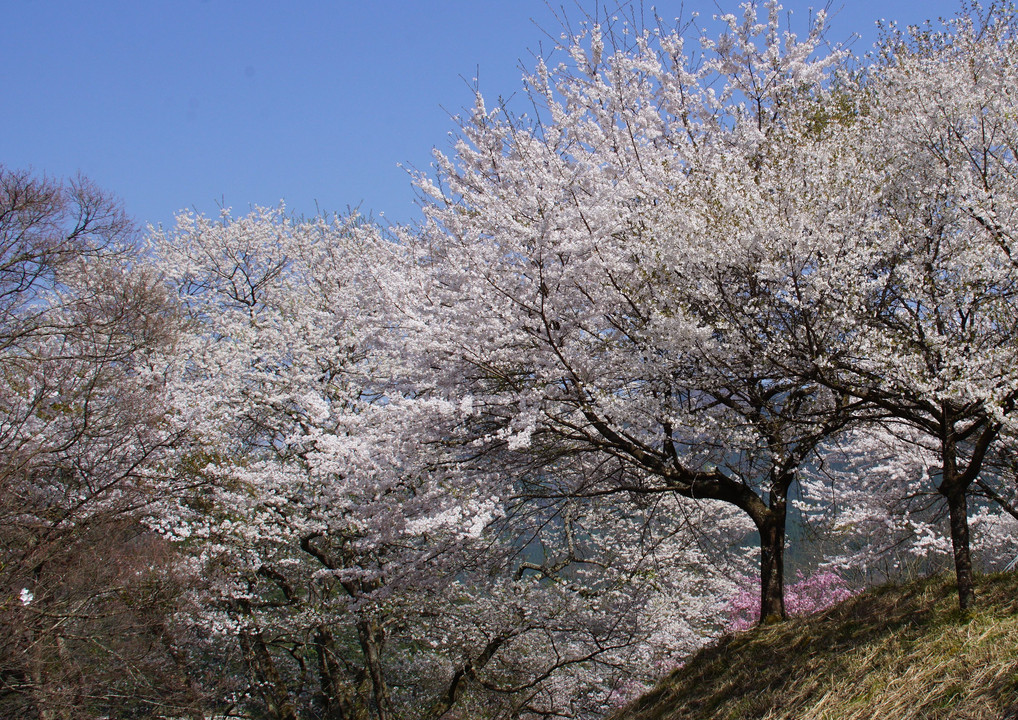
611 574 1018 720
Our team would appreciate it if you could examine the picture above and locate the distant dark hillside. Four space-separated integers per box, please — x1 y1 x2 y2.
611 574 1018 720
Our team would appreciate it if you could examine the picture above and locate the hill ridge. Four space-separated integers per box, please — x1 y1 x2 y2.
611 573 1018 720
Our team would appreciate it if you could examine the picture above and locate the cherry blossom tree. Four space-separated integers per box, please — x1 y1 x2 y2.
414 2 859 624
150 206 485 719
781 3 1018 609
149 205 729 719
795 422 1018 587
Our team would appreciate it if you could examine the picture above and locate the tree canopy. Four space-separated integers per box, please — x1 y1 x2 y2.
4 3 1018 719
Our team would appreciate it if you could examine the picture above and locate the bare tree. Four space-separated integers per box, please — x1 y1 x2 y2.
0 167 201 720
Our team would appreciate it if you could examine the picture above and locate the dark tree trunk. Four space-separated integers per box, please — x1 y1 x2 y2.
316 628 364 720
356 618 391 720
938 415 984 612
943 485 975 611
758 507 787 624
237 629 299 720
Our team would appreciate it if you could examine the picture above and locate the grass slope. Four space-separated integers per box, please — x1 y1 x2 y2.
612 573 1018 720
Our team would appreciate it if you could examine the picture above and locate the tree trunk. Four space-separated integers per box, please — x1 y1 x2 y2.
940 417 977 611
315 627 372 720
237 629 299 720
758 510 787 624
943 485 975 611
315 628 344 720
357 618 391 720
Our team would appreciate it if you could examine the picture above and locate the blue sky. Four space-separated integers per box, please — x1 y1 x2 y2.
4 1 962 231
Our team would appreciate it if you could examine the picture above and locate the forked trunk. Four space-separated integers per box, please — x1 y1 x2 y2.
237 628 299 720
316 628 368 720
357 618 391 720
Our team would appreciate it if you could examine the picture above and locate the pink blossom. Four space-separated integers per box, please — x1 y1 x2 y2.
726 571 858 631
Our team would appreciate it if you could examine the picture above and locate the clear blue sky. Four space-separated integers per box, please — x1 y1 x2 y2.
4 1 961 230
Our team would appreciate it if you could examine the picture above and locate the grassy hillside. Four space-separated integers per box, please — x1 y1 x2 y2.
612 573 1018 720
